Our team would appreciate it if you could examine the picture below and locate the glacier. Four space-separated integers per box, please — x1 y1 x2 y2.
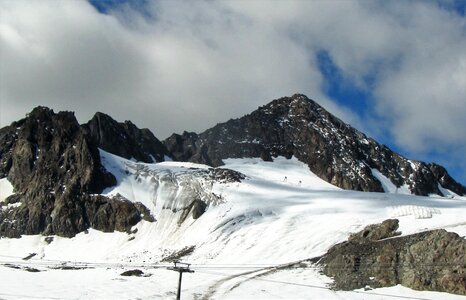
0 151 465 299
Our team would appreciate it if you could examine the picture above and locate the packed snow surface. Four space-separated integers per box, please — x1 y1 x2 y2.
0 178 14 203
0 152 465 299
371 168 411 194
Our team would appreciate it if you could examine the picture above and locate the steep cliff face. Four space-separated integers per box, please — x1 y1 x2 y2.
0 107 114 194
164 94 466 196
82 112 169 163
0 107 151 238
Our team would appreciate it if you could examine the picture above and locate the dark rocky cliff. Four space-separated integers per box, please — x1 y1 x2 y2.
0 107 154 238
82 112 169 163
164 94 466 196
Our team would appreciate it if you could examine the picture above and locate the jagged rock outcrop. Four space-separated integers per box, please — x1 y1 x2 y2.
320 219 466 295
164 94 466 196
0 107 153 238
85 195 153 233
348 219 401 242
0 107 114 192
82 112 169 163
178 199 207 225
428 163 465 196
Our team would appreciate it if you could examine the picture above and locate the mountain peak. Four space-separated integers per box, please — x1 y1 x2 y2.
0 106 119 237
82 112 169 163
28 105 54 115
0 107 162 238
91 111 113 120
164 94 466 196
25 106 77 125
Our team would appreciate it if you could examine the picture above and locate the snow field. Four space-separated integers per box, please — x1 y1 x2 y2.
371 168 411 194
0 177 14 203
0 153 465 299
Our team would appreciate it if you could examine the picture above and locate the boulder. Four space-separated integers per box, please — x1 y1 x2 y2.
320 219 466 295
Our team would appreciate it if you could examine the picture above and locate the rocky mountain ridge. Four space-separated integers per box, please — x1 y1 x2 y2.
0 107 162 237
0 106 244 238
0 102 465 298
164 94 465 196
82 112 169 163
1 94 465 238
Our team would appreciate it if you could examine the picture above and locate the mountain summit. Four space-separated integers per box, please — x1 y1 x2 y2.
1 97 466 298
1 95 465 238
82 111 169 163
164 94 465 196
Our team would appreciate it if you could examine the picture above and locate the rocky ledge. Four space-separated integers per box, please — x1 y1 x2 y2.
319 219 466 295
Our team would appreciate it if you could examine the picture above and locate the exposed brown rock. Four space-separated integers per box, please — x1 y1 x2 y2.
82 112 169 163
178 199 207 225
320 219 466 295
164 94 466 196
0 107 153 238
348 219 400 242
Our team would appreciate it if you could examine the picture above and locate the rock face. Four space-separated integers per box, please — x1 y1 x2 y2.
82 112 169 163
164 94 466 196
320 219 466 295
0 107 153 238
348 219 401 242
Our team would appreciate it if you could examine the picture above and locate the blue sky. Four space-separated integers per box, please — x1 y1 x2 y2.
90 1 466 176
316 50 374 123
90 0 150 16
316 47 465 183
1 0 465 184
90 0 129 13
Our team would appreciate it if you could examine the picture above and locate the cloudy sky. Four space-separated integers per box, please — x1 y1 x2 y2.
0 0 465 184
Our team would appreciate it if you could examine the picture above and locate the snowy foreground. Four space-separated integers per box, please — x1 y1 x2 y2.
1 151 465 299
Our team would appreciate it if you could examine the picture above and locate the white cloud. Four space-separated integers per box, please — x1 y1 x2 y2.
0 0 357 138
0 0 465 181
0 0 149 129
373 3 466 152
223 0 466 156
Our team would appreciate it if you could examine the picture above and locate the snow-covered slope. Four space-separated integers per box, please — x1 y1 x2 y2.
165 94 466 197
0 152 465 299
0 178 14 203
